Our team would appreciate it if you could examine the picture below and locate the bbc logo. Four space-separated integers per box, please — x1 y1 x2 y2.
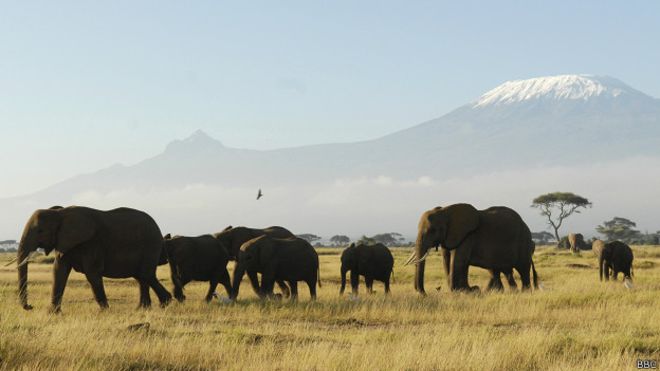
637 360 658 369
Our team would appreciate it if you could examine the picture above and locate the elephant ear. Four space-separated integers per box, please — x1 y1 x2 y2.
256 237 274 267
56 211 96 254
222 225 233 232
443 203 480 250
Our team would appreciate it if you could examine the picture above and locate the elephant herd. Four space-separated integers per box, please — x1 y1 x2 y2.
12 203 634 313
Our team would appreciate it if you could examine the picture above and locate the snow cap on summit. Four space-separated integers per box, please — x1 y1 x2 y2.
473 74 642 107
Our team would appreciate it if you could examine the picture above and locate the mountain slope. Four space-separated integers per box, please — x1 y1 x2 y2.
23 75 660 198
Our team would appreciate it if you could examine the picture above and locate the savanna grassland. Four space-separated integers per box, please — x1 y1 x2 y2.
1 246 659 371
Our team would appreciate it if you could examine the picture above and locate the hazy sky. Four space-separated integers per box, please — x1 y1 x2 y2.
1 1 660 197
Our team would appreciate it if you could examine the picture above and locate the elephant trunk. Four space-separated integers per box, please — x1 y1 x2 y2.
339 265 347 295
414 234 427 295
17 226 37 310
230 263 245 299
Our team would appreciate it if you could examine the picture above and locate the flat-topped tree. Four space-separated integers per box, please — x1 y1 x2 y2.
596 217 641 243
296 234 321 244
329 235 350 247
532 192 592 244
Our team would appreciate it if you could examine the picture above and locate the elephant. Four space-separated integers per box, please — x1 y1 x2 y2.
592 239 634 283
407 204 538 294
16 206 172 312
568 233 588 253
163 234 232 302
232 236 320 301
339 242 394 296
213 225 295 297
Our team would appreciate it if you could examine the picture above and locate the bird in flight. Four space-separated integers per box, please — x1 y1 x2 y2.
256 189 263 200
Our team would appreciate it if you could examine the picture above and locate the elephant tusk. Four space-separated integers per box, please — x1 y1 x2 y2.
4 257 18 266
16 252 39 268
406 251 430 266
415 251 430 264
403 252 417 266
623 279 633 289
16 256 32 268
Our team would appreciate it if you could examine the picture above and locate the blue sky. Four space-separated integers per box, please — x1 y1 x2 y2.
1 1 659 196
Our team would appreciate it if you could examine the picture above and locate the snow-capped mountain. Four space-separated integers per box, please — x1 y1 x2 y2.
473 75 649 107
11 74 660 191
1 74 659 238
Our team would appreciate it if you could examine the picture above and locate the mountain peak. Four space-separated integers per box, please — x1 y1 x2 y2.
473 74 643 108
184 129 215 142
164 129 225 155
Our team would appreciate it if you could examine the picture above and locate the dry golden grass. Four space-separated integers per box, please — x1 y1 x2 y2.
1 246 659 370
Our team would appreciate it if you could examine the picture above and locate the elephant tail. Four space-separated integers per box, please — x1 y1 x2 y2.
631 264 634 278
317 266 322 288
531 259 539 290
158 243 169 265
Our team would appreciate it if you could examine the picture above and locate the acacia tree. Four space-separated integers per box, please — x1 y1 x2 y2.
371 232 405 246
531 192 592 243
296 234 321 244
329 235 350 246
596 217 641 242
531 231 555 244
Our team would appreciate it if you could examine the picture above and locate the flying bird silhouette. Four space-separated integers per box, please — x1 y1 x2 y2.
256 189 263 200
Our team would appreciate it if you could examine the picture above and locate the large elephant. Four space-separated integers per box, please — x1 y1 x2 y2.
340 242 393 296
163 234 232 302
592 239 634 283
232 236 320 301
213 225 294 297
568 233 587 253
16 206 172 312
407 204 538 294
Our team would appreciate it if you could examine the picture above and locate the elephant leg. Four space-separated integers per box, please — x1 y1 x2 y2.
217 268 233 299
449 248 474 291
604 264 611 281
384 279 391 294
288 280 299 301
276 280 291 298
144 273 172 307
139 250 172 306
50 257 72 314
205 278 219 303
85 272 109 309
171 272 186 302
442 248 451 287
307 279 317 300
260 269 277 299
137 278 152 308
517 265 532 291
247 271 262 297
486 270 504 292
505 272 517 290
365 276 374 294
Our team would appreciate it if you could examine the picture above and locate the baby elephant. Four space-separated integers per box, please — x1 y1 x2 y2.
340 243 394 296
592 239 634 283
164 234 233 302
232 236 320 301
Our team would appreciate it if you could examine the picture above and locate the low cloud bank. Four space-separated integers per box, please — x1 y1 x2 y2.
2 157 659 241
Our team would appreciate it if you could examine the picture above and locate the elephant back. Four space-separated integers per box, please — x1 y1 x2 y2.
371 243 394 269
608 241 633 264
